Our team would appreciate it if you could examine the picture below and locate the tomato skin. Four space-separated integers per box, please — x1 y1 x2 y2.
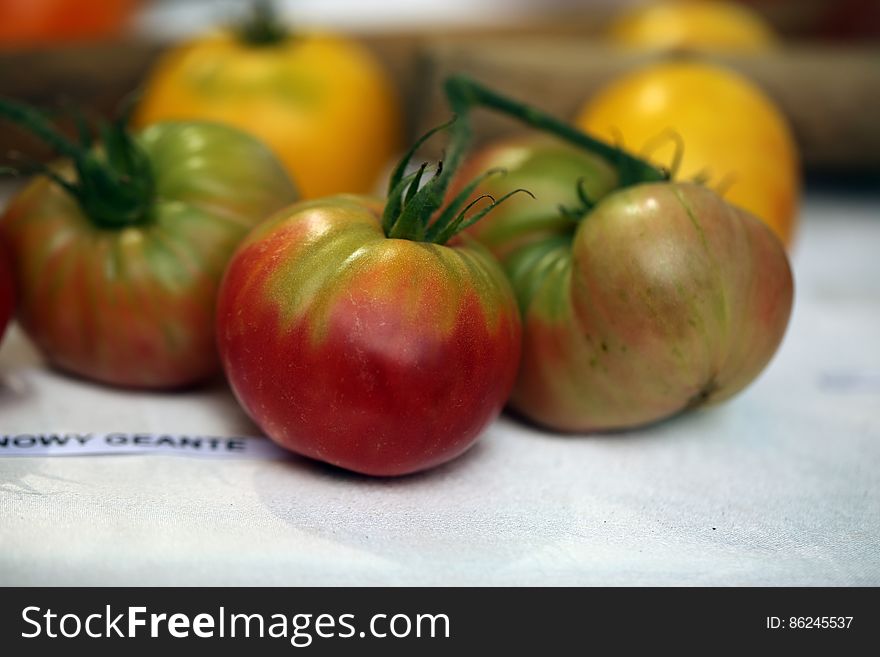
512 183 793 431
217 195 521 476
575 61 800 245
0 122 297 388
135 32 402 201
456 136 793 431
0 243 13 343
608 0 777 52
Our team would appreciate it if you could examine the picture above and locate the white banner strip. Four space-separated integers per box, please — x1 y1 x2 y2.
0 432 291 459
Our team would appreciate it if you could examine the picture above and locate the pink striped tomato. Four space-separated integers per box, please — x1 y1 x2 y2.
217 193 521 476
508 182 793 431
451 133 791 432
0 102 296 388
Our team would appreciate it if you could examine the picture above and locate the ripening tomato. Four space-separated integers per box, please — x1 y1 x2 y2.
135 7 401 200
511 183 793 431
454 134 792 432
608 0 777 52
217 175 522 475
0 0 138 47
575 61 800 245
0 243 13 344
0 104 296 388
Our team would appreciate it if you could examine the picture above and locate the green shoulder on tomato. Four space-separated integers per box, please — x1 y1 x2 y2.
0 106 297 388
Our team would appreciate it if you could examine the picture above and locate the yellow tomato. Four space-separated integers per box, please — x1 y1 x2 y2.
135 31 401 200
575 61 799 244
609 0 777 52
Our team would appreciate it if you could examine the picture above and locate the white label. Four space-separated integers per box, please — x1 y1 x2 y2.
0 432 290 459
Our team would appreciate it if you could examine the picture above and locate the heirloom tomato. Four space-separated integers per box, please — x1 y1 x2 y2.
446 76 794 432
575 61 800 245
135 4 401 200
608 0 777 52
0 100 296 388
217 132 522 476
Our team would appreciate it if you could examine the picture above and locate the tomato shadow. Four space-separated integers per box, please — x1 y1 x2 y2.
0 368 36 411
0 325 40 409
250 427 575 573
267 437 491 486
0 371 70 494
501 402 727 444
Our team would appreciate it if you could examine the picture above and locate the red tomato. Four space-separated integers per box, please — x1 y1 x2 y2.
217 195 521 476
0 0 138 47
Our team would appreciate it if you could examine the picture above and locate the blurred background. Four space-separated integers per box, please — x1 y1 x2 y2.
3 0 879 41
1 0 878 196
0 0 880 236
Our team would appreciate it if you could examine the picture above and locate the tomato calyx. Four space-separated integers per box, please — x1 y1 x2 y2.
236 0 289 47
381 118 532 245
0 98 155 230
557 177 599 223
381 77 670 244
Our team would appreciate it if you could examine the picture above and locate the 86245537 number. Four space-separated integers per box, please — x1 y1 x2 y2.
766 616 853 629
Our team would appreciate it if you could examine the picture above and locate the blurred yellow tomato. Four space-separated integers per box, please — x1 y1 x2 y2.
575 61 799 244
609 0 777 52
135 28 401 199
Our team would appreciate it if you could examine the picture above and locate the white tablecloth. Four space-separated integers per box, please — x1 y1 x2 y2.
1 191 878 586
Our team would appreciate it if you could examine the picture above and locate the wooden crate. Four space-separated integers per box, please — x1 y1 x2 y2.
413 38 880 172
1 33 878 173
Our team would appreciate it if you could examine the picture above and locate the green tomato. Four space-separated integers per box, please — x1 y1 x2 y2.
1 120 297 388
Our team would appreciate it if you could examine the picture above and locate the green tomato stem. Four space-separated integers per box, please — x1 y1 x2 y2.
382 75 668 245
0 98 155 230
236 0 290 47
443 74 668 187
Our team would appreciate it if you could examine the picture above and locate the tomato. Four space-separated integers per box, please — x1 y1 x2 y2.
0 243 13 344
515 183 792 431
445 76 793 432
217 157 522 475
0 105 297 388
460 162 793 430
134 8 401 201
608 0 777 52
575 61 800 245
0 0 138 47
